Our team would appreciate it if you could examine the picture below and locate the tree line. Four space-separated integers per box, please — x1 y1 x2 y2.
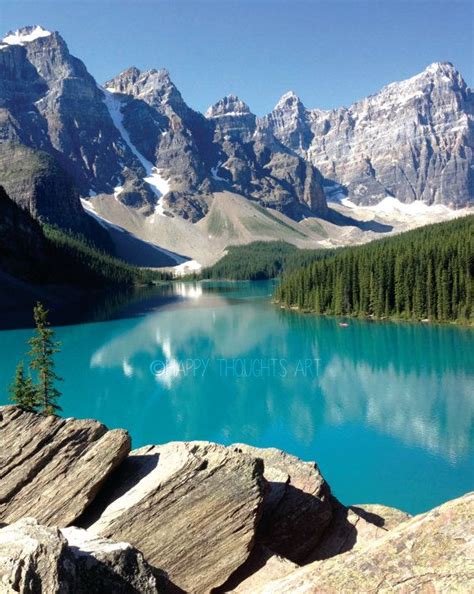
43 225 171 286
274 215 473 323
201 241 334 280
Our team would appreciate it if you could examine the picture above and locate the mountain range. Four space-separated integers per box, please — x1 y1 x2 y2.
0 25 472 267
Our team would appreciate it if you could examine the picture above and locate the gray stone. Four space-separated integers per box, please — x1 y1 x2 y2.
219 545 298 593
306 497 408 562
0 518 75 594
0 518 169 594
62 526 168 593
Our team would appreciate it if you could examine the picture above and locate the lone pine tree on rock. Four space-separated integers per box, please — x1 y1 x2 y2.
28 302 63 415
9 302 63 415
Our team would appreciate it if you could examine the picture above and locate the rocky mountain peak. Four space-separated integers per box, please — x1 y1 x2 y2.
274 90 304 111
420 62 470 96
104 66 142 91
424 61 459 78
263 90 312 152
367 61 470 109
105 66 185 112
1 25 52 47
205 94 252 119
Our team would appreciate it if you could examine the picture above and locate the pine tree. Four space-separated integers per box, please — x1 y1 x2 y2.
9 361 38 411
28 302 62 415
275 215 473 323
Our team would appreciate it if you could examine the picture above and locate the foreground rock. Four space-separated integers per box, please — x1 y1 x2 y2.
0 518 164 594
82 442 265 593
231 444 333 563
61 527 166 593
253 492 474 593
0 406 131 526
0 518 74 594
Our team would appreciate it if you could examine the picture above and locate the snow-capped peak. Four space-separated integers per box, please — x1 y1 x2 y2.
2 25 52 46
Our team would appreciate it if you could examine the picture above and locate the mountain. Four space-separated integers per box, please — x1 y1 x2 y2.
0 26 125 242
0 25 472 268
104 69 327 221
264 63 474 207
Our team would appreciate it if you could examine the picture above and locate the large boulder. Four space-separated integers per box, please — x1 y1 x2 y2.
231 444 332 563
252 492 474 593
0 518 75 594
0 518 167 594
82 441 265 593
0 406 131 526
61 526 168 593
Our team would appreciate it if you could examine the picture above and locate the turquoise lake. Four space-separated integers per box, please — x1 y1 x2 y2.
1 281 473 514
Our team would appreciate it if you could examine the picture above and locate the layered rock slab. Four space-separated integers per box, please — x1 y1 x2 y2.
253 492 474 593
231 444 332 563
0 406 131 526
82 441 265 594
350 503 411 531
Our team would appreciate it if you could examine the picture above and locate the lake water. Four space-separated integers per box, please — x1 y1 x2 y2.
0 281 472 514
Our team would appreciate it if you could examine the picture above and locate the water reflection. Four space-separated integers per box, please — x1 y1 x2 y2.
81 285 474 464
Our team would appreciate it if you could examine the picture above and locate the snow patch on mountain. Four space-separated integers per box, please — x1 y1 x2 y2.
173 260 202 277
341 196 456 216
101 88 170 213
211 161 226 181
114 185 124 199
2 26 52 46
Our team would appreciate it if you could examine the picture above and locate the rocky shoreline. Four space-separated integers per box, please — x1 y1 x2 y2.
0 405 472 593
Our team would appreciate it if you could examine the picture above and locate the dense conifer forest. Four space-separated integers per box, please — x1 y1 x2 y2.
274 216 473 323
0 185 169 288
43 226 170 286
201 241 334 280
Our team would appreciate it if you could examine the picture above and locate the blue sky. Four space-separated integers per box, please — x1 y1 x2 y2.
1 1 472 115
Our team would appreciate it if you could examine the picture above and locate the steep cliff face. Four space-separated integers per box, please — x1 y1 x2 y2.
265 63 474 207
0 183 50 282
204 94 327 218
0 26 328 230
104 72 328 221
1 26 471 246
0 26 135 236
105 66 215 221
0 26 144 195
